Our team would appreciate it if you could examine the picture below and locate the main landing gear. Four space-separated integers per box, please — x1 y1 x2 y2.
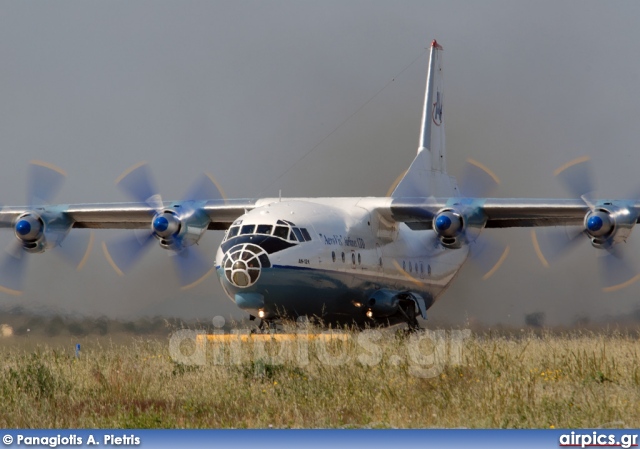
398 299 420 331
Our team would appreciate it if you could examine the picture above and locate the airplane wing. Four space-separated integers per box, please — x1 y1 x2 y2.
0 199 257 231
0 196 257 295
384 194 640 291
389 197 595 228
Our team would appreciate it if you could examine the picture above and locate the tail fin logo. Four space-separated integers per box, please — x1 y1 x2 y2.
432 91 443 126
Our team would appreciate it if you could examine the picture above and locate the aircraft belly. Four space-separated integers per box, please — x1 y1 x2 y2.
218 266 374 319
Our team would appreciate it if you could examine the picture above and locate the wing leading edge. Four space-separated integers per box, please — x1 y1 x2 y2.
0 196 628 231
389 197 604 228
0 199 257 231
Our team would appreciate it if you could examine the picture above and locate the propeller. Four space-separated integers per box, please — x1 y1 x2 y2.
389 159 510 281
532 156 640 292
432 158 510 280
0 161 94 296
102 162 225 289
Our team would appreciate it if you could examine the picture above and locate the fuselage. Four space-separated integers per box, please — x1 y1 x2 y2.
215 197 468 324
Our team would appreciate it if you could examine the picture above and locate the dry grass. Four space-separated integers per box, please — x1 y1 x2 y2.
0 327 639 428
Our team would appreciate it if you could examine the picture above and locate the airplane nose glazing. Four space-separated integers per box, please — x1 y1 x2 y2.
222 243 271 288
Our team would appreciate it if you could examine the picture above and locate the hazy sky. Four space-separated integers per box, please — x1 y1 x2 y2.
1 1 640 325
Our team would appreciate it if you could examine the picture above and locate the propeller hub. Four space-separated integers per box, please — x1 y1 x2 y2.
584 210 614 238
433 210 463 238
153 216 169 232
152 211 181 238
587 216 603 232
14 214 44 242
435 215 452 231
15 220 31 236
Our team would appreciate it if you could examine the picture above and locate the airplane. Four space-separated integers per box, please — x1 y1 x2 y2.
0 40 637 330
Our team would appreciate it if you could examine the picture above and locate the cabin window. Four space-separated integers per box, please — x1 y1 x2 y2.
428 264 431 275
402 261 406 271
300 228 312 241
256 224 273 235
409 262 413 273
420 262 424 274
227 226 240 239
341 252 345 263
379 257 383 267
274 226 289 239
351 253 356 264
240 224 255 235
357 253 361 265
332 251 336 262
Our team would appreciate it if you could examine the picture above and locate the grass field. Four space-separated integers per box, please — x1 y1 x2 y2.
0 325 639 428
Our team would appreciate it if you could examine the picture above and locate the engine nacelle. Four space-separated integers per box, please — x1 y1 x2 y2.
366 289 400 318
151 208 209 250
584 204 636 249
14 213 46 253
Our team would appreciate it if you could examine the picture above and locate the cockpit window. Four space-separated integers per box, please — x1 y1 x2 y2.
292 227 304 242
273 226 289 239
227 226 240 239
226 222 308 244
240 224 255 235
256 224 273 235
300 228 312 241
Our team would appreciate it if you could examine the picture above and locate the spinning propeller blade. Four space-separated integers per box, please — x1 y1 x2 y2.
468 234 510 280
115 161 163 210
0 161 93 295
554 156 596 205
171 245 216 290
0 242 28 296
459 158 501 199
104 162 224 288
599 245 640 292
102 231 155 275
432 159 509 279
533 156 640 291
28 161 67 205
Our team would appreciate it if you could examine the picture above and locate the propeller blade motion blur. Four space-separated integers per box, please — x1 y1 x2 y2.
103 162 223 288
0 161 93 295
533 156 640 292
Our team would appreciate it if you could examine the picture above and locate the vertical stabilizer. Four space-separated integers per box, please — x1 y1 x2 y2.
392 40 453 198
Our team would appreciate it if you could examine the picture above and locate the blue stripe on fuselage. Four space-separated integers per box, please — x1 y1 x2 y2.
216 264 435 320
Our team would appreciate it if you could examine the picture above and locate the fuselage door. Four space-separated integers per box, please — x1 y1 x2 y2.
375 243 383 273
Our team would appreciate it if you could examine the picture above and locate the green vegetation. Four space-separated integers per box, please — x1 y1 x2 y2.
0 327 639 428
